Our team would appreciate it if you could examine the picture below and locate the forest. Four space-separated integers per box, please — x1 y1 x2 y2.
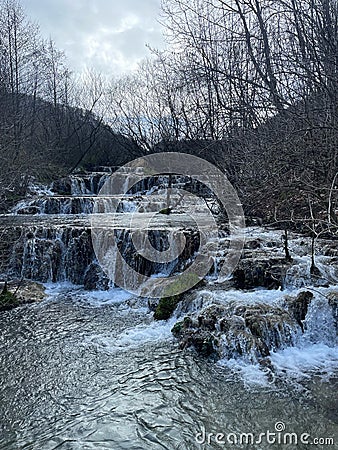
0 0 337 227
0 1 337 447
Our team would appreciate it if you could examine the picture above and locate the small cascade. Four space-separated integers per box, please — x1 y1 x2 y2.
3 167 206 288
8 226 94 284
3 177 337 297
303 294 337 346
70 173 110 195
0 166 337 391
4 223 201 287
13 196 95 215
172 295 302 363
172 285 338 370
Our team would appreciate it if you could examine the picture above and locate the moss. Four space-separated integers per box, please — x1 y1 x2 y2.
163 272 202 298
154 295 181 320
171 320 184 336
0 288 19 312
159 207 171 215
154 273 203 321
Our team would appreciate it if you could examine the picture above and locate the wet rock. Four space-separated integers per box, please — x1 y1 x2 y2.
183 330 217 356
172 317 217 356
154 294 182 320
232 257 290 290
51 178 72 195
0 280 45 312
16 206 41 215
84 262 110 290
14 280 46 304
286 291 313 331
244 239 262 250
327 292 338 333
172 302 300 362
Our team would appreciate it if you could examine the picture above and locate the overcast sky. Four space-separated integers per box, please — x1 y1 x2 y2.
22 0 165 76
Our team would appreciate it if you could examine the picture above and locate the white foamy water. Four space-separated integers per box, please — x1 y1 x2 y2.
177 284 338 385
112 317 176 349
44 282 133 306
75 288 134 307
85 317 176 354
270 344 338 381
218 358 273 387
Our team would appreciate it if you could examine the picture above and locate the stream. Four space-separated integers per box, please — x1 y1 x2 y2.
0 283 337 450
0 169 337 449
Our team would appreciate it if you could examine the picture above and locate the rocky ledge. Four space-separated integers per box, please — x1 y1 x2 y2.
0 280 46 312
171 291 338 363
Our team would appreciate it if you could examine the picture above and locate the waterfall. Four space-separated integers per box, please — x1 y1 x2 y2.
4 170 204 288
1 166 337 388
303 294 337 346
8 226 93 284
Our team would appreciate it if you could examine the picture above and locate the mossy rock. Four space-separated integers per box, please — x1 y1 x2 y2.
172 317 194 337
0 281 45 312
154 295 181 320
171 320 184 336
163 273 202 297
158 207 171 215
154 273 203 320
0 290 19 312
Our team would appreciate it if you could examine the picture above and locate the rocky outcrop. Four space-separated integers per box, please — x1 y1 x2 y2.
0 280 45 312
172 302 300 362
285 291 313 331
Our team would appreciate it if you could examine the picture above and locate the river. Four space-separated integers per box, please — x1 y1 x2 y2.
0 283 337 450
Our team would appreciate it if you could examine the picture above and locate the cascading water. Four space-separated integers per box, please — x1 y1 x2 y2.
4 170 206 288
0 169 337 449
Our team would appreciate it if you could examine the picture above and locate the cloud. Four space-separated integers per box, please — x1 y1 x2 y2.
21 0 165 75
